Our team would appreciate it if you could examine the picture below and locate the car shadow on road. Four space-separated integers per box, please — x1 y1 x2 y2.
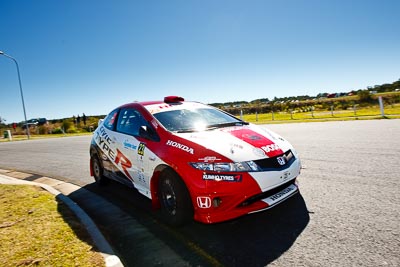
181 193 310 266
79 180 310 267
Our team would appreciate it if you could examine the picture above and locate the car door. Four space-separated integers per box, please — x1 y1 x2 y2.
114 107 155 197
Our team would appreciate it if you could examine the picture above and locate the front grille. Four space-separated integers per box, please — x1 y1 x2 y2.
253 150 295 171
239 179 296 207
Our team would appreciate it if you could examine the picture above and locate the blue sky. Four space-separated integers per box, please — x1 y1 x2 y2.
1 0 399 123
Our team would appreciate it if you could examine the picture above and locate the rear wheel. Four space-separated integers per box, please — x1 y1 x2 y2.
158 169 193 226
91 155 108 186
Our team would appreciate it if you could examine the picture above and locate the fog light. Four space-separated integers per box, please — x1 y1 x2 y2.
213 197 222 207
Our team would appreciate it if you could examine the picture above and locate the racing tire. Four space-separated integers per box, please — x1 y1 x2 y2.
158 169 193 226
91 155 109 186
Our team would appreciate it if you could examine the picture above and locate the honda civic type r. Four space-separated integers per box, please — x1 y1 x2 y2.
90 96 302 225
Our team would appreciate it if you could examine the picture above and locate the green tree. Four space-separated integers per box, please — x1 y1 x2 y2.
0 116 6 125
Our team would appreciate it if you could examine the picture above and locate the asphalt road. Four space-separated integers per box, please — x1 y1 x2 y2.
0 120 399 266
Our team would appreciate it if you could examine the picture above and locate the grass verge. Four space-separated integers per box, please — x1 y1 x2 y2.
0 184 104 267
241 105 400 124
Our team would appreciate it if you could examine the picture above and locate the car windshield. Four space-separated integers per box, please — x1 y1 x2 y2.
153 107 247 132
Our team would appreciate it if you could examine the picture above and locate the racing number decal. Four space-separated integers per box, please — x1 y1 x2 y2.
138 143 146 156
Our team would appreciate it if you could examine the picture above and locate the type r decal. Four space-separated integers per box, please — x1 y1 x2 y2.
95 126 133 181
115 149 133 180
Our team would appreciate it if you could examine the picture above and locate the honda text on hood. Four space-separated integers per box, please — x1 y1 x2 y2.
90 96 302 225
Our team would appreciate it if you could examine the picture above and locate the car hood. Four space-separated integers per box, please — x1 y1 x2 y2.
173 124 293 162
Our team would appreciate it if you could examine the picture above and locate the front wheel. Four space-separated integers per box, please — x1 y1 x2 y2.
158 170 193 226
91 155 108 186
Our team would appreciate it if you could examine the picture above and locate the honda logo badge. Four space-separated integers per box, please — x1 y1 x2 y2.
197 197 211 208
277 156 286 166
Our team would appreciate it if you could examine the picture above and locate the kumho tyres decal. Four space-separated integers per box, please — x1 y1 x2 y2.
95 126 133 181
202 173 242 182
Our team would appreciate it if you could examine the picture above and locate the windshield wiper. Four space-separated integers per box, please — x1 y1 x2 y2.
207 121 249 129
176 128 197 133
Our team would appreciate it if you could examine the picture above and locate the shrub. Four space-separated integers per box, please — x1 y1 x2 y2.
38 125 49 135
52 128 64 134
66 126 78 134
61 120 72 132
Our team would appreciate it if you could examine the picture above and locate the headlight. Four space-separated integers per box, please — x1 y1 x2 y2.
190 161 260 172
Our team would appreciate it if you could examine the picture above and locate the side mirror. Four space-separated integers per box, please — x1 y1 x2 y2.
139 126 160 141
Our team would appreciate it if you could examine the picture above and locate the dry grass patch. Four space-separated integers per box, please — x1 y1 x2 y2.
0 184 104 267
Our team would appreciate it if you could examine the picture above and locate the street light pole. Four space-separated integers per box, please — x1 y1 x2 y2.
0 51 30 139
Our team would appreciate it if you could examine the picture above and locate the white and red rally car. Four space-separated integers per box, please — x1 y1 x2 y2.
90 96 301 225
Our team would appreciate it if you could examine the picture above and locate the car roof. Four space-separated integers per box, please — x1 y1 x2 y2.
118 97 210 115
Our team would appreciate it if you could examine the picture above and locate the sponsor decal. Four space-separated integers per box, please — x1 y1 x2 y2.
198 156 221 162
203 173 242 182
138 171 146 184
123 140 137 151
138 142 146 156
282 171 290 180
277 156 286 166
166 140 194 154
95 126 133 180
230 143 244 149
151 119 159 129
197 197 211 208
268 185 295 202
261 144 281 153
243 134 262 140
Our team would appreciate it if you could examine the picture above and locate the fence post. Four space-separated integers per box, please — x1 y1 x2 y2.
378 96 385 117
331 105 334 117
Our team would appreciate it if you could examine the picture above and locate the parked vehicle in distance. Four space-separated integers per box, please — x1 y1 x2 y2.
90 96 302 225
21 118 47 129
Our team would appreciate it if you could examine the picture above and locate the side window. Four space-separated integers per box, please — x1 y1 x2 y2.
116 108 148 136
103 109 119 130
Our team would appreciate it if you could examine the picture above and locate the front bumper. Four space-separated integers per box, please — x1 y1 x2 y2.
193 178 299 224
191 155 301 224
